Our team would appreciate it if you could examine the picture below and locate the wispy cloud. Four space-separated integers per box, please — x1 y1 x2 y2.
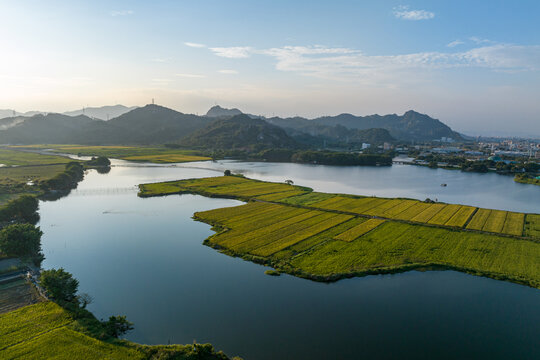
210 47 252 58
184 42 206 48
447 40 464 48
469 36 494 45
218 69 238 74
393 6 434 21
175 73 206 78
110 10 134 17
255 44 540 82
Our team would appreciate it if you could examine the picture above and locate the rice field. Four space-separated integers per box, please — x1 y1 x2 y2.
140 176 535 240
289 222 540 288
139 176 309 199
144 176 540 288
444 206 477 227
0 302 231 359
468 209 525 236
334 219 385 242
524 214 540 238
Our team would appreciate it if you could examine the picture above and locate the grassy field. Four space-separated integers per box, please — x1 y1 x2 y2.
7 145 211 163
0 164 67 187
0 149 70 166
140 176 540 288
0 302 237 359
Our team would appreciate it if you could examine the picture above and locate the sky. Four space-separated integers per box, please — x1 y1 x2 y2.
1 0 539 136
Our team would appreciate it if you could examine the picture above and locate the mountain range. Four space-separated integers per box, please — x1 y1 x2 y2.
0 104 463 148
0 105 136 121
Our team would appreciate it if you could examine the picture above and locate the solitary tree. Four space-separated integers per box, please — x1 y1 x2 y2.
0 223 43 259
285 179 294 185
40 268 79 303
224 169 232 176
104 315 134 338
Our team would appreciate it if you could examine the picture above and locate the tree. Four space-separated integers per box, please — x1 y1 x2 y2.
285 179 294 185
0 195 39 224
77 293 93 309
104 315 134 338
40 268 79 303
224 169 232 176
0 223 43 259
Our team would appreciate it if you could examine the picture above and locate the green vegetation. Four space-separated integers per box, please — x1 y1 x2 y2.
0 164 67 188
524 214 540 238
86 156 111 167
139 176 540 288
0 148 70 166
515 173 540 186
290 151 392 166
334 219 385 242
9 145 211 164
0 195 39 224
139 176 535 240
0 302 239 359
40 268 80 304
0 224 43 264
40 162 84 191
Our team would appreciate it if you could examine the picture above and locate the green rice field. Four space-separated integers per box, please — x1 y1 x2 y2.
139 176 540 288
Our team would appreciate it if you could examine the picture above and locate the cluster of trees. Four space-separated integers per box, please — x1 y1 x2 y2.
0 195 39 224
86 156 111 167
0 223 43 265
40 268 134 339
291 151 392 166
40 162 84 191
254 149 393 166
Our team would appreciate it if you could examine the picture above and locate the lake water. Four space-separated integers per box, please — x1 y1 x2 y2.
39 161 540 359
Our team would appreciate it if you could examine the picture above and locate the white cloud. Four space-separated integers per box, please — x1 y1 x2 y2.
257 44 540 82
469 36 494 45
110 10 134 16
175 73 206 78
210 46 252 58
447 40 464 48
218 69 238 74
185 42 206 48
393 6 434 21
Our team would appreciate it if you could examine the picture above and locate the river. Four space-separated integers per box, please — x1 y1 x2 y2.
38 160 540 359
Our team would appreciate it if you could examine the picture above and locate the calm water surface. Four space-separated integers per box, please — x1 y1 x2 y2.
39 161 540 359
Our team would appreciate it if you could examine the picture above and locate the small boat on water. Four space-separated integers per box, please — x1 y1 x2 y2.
440 183 447 187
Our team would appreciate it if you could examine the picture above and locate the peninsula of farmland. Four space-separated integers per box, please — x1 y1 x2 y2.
138 176 540 288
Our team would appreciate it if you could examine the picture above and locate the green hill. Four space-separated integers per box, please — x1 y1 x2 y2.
180 114 300 150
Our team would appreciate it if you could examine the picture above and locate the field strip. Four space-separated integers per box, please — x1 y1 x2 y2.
334 219 386 242
216 211 320 248
0 323 72 351
251 214 353 256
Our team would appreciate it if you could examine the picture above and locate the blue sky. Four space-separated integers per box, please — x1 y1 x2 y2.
1 0 539 135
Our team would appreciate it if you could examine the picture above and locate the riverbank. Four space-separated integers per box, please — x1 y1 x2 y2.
0 301 239 359
138 176 540 288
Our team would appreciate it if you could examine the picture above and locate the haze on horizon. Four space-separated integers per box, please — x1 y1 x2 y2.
1 0 539 137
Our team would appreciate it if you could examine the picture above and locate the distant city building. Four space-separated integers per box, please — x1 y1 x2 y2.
362 143 371 149
432 147 461 154
383 142 391 150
